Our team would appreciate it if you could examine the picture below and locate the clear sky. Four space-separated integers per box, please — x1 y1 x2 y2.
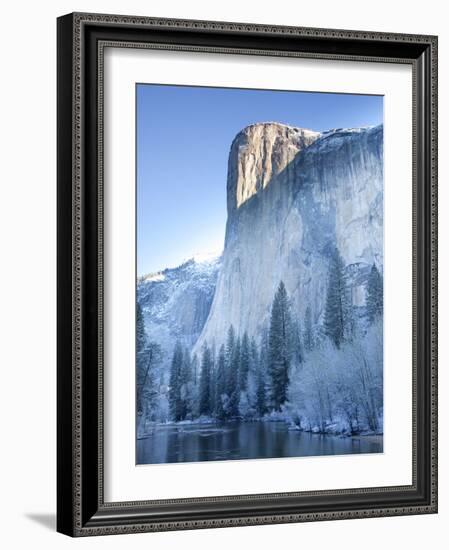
137 84 383 275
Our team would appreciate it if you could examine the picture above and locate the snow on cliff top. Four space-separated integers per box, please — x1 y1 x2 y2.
320 124 381 137
190 250 222 264
311 124 383 151
138 250 222 284
141 272 166 283
238 121 320 137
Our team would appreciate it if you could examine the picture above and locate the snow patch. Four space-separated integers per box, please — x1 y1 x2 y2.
142 272 165 283
190 250 222 265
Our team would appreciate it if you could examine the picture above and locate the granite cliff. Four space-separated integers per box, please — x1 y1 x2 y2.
193 122 383 353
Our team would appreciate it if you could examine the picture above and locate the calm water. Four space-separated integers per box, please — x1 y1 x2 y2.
137 421 383 465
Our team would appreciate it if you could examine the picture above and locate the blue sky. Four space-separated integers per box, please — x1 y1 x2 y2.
137 84 383 275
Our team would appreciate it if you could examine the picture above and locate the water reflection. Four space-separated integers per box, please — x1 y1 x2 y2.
137 421 383 465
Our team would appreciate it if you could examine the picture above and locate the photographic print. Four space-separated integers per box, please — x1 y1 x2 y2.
136 84 384 465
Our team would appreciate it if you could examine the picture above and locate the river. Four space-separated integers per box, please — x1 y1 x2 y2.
137 421 383 465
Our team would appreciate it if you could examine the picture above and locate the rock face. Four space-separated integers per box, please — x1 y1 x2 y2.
228 123 320 212
138 255 221 360
193 122 383 353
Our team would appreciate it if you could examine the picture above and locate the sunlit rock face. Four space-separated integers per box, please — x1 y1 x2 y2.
194 122 383 353
227 122 320 211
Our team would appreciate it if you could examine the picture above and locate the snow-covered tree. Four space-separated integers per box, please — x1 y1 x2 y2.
199 345 213 416
137 341 163 427
324 248 349 348
136 301 148 406
239 332 251 391
238 390 252 419
247 336 259 410
136 302 146 355
291 317 304 367
268 281 293 410
215 344 227 420
225 325 235 389
286 320 383 435
255 360 267 416
168 342 184 421
303 306 313 352
227 336 241 417
179 348 197 420
209 350 216 415
191 353 199 386
366 263 383 324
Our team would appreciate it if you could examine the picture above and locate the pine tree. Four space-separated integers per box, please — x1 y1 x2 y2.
199 345 213 416
137 341 162 420
256 360 267 416
303 306 313 352
168 342 184 421
268 281 293 410
227 336 241 417
209 350 216 415
324 248 348 348
191 354 199 386
250 337 259 371
366 263 383 324
136 301 148 413
239 332 251 391
136 302 146 355
259 328 270 404
291 318 304 366
186 351 200 419
225 325 236 379
247 336 259 410
224 326 235 409
260 329 269 368
179 348 193 420
215 345 226 419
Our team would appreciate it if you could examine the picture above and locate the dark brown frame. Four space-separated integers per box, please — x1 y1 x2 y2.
57 12 438 537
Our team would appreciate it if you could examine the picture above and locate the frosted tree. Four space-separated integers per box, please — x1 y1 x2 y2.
191 353 199 386
291 317 304 367
180 352 199 419
324 248 348 348
199 345 213 416
247 337 259 411
137 341 162 428
238 332 253 417
179 348 196 420
366 263 383 324
303 306 313 352
136 302 146 356
227 335 241 417
238 391 251 419
259 328 270 404
268 281 293 410
225 325 236 382
285 324 383 435
255 360 267 416
215 344 226 420
136 302 150 418
250 337 258 366
363 318 383 430
168 342 184 421
136 303 163 428
346 319 383 431
208 350 216 415
223 326 236 418
239 332 251 391
136 301 147 408
286 363 306 428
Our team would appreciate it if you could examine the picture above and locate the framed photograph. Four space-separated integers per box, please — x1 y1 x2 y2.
57 12 438 536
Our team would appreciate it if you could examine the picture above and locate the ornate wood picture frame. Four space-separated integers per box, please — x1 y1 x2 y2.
57 12 438 536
